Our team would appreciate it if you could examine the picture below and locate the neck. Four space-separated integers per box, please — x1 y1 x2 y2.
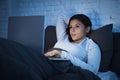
74 37 86 44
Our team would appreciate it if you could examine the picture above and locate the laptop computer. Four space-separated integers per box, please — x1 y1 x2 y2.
8 16 44 53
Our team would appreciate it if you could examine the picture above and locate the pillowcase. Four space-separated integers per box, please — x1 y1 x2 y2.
88 24 113 72
44 26 57 53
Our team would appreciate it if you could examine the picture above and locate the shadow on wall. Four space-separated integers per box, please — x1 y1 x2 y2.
113 24 120 32
62 9 102 30
88 10 120 32
87 10 102 30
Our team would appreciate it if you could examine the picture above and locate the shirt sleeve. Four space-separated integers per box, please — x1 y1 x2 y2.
61 44 101 74
56 15 68 41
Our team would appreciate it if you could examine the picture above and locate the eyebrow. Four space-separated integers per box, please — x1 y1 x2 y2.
72 23 82 26
69 21 83 27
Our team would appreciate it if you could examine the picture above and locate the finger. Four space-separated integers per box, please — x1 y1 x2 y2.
49 52 55 56
44 53 49 57
44 52 51 56
54 50 61 55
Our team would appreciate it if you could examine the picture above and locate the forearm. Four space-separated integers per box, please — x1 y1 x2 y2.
61 51 98 74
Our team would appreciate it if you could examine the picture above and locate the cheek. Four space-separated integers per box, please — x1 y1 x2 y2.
77 29 86 37
77 28 84 34
69 29 72 34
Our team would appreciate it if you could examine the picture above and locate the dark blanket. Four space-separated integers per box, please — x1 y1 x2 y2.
0 38 100 80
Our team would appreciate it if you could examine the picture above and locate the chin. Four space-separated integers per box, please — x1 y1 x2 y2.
72 39 77 41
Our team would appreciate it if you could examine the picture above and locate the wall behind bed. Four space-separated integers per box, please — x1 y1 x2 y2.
0 0 120 38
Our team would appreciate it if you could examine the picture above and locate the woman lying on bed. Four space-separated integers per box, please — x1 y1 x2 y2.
0 14 101 80
44 14 101 79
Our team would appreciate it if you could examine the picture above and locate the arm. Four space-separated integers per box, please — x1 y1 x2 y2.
61 45 101 74
56 15 68 41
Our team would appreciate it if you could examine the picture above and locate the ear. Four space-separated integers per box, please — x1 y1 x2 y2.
86 27 91 33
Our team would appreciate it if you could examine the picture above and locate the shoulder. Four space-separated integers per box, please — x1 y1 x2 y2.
86 37 100 50
86 37 101 59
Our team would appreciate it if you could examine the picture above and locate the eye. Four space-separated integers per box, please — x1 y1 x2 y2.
76 26 79 28
75 25 80 28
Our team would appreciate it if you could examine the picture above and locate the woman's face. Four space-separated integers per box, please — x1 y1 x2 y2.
69 19 90 43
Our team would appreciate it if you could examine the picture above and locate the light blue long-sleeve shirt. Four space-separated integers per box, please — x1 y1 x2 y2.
54 15 101 74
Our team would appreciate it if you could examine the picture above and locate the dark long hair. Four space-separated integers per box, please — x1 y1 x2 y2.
66 14 92 42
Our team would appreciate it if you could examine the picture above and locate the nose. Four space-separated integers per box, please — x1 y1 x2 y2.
71 27 75 32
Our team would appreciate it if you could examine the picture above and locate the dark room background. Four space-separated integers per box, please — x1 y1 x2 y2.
0 0 120 39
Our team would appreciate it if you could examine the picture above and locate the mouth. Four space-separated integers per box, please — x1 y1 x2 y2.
71 34 76 37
